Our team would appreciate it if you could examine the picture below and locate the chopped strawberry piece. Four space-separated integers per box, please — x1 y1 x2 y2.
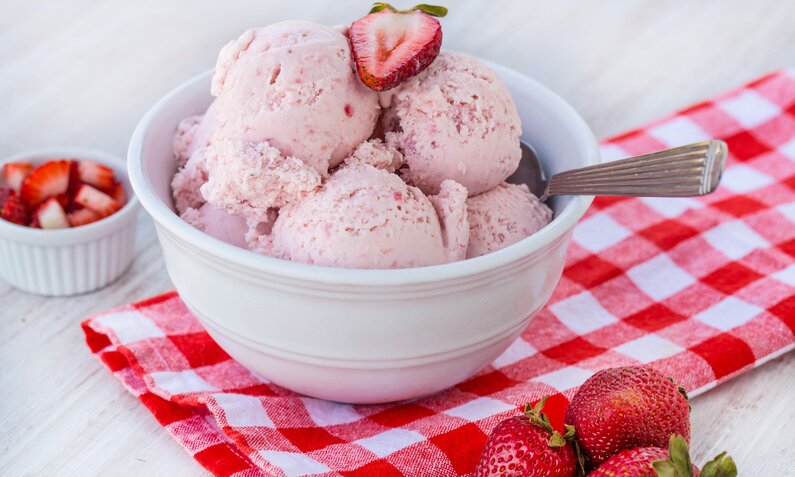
20 160 72 208
68 160 81 195
349 3 446 91
0 195 29 225
0 187 13 206
36 198 70 229
2 163 34 192
29 214 41 228
67 207 102 227
54 193 72 210
78 160 115 193
73 184 122 217
111 181 127 205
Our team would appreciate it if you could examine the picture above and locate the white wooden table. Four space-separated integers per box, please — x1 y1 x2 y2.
2 1 794 475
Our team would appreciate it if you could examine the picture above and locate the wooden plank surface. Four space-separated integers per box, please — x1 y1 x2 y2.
1 1 794 475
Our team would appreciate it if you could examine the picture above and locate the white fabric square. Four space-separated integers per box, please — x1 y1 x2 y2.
94 310 165 345
533 366 592 391
777 202 795 222
720 165 774 193
599 144 629 163
492 338 537 368
694 297 763 331
150 370 216 394
573 213 632 252
213 393 274 428
444 397 514 422
718 90 780 128
772 265 795 287
649 117 710 146
703 221 769 260
355 429 425 457
301 398 361 426
259 451 330 477
778 136 795 161
640 197 702 218
614 334 685 363
550 291 618 335
626 254 696 301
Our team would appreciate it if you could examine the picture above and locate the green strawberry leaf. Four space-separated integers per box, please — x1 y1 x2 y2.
652 460 678 477
410 4 448 17
700 452 738 477
547 431 566 448
369 2 396 13
668 435 693 475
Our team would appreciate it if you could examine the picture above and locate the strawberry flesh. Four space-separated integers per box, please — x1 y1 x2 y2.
36 198 70 229
20 160 72 208
350 8 442 91
0 195 29 225
67 207 102 227
3 163 34 192
78 160 115 193
73 184 122 217
0 187 13 207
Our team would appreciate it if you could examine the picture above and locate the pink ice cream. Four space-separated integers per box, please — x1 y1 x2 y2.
466 182 552 258
259 163 469 269
383 51 522 196
171 149 209 214
172 100 219 167
211 21 381 175
181 203 248 249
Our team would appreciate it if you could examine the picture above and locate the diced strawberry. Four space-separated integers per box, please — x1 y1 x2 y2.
2 163 34 192
0 187 13 206
349 3 446 91
111 181 127 205
36 197 70 229
67 207 102 227
29 214 41 228
68 160 81 195
73 184 121 217
78 160 115 193
20 160 72 208
0 195 29 225
55 193 72 210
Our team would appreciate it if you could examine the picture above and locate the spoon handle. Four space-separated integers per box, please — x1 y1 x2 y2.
544 140 727 199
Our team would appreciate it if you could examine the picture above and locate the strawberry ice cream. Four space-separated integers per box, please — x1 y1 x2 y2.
258 163 468 268
383 51 522 196
211 21 381 175
172 100 219 167
181 203 248 249
466 183 552 258
171 149 208 214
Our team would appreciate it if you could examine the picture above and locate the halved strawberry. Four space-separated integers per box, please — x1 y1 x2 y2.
349 3 447 91
20 160 72 208
78 160 115 193
0 195 29 225
111 181 127 205
67 207 102 227
36 197 69 229
2 163 34 192
73 184 121 217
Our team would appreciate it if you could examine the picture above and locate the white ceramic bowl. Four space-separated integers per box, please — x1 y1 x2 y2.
0 148 140 296
128 62 599 403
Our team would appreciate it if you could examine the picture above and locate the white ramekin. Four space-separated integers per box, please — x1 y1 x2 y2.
0 148 140 296
128 60 600 403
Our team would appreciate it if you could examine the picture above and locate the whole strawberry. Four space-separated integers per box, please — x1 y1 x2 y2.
590 435 737 477
565 366 690 468
476 396 577 477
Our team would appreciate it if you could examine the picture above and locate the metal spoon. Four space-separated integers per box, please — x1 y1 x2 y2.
509 140 728 201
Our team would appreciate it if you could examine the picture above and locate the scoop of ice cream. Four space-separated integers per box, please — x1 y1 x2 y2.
172 100 220 167
466 182 552 258
260 163 468 268
384 51 522 196
171 148 209 214
181 203 248 249
342 138 402 172
211 21 380 175
201 138 321 226
429 180 469 261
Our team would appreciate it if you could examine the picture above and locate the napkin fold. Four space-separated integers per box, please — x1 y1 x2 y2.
83 69 795 477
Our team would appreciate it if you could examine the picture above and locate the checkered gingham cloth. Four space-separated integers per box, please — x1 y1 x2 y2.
83 69 795 477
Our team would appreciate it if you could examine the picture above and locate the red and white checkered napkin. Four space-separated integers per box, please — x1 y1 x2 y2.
83 69 795 477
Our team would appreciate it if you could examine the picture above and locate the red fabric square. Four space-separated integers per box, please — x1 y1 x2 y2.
711 196 767 218
429 424 488 475
542 337 607 365
784 174 795 191
82 322 113 352
341 460 404 477
369 404 436 428
624 304 688 332
780 238 795 258
193 443 253 477
169 332 230 368
723 130 771 162
100 349 129 372
592 196 632 209
769 296 795 334
140 392 196 425
639 220 699 251
564 255 623 288
701 262 764 295
457 371 518 396
690 334 755 379
529 393 569 433
280 427 345 453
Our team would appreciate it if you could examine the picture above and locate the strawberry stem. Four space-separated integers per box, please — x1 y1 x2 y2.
368 2 448 17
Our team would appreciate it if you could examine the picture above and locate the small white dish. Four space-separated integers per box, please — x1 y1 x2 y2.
0 148 140 296
128 61 599 403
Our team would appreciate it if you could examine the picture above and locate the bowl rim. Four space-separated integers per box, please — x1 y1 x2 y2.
128 62 599 286
0 147 140 244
